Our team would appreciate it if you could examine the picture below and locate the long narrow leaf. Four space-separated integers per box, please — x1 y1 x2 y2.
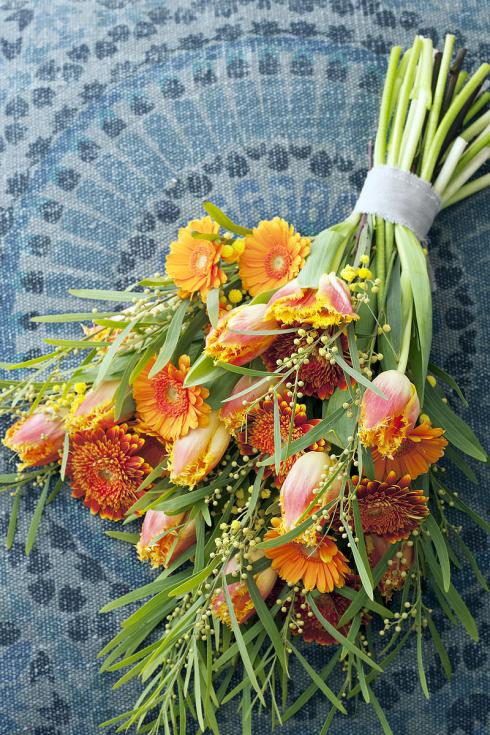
149 300 188 378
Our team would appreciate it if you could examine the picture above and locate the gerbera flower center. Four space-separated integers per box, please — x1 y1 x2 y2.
191 244 213 275
152 375 188 415
265 246 291 279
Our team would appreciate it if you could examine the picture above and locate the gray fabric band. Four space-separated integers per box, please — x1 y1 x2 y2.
354 165 441 240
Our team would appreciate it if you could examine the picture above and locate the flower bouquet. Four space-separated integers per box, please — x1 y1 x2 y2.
1 34 489 735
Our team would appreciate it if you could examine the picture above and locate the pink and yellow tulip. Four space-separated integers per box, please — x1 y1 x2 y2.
3 410 65 469
359 370 420 458
267 273 357 328
137 509 196 568
205 303 278 366
169 411 230 487
219 375 276 432
211 550 277 625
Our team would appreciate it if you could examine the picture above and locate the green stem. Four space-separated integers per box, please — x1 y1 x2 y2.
420 62 490 181
463 90 490 125
374 46 402 166
421 35 456 171
461 108 490 141
441 172 490 207
399 37 433 171
375 216 386 309
387 38 423 168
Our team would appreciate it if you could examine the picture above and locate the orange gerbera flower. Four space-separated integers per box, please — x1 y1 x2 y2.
133 355 210 442
67 423 152 520
165 216 226 300
239 217 310 297
264 518 350 593
372 422 447 480
354 472 428 542
236 394 325 486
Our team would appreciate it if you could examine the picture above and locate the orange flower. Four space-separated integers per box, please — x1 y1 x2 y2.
239 217 310 297
67 423 152 520
262 329 352 399
205 303 278 367
211 551 277 626
3 410 65 469
263 519 350 593
133 355 210 442
359 370 420 459
236 393 324 486
267 274 357 329
372 422 447 480
353 472 428 542
165 216 226 300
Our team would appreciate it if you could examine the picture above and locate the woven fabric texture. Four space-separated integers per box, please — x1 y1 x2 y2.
0 2 489 734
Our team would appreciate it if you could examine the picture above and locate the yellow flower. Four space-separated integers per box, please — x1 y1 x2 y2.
239 217 310 297
165 216 226 301
228 288 243 304
358 267 373 279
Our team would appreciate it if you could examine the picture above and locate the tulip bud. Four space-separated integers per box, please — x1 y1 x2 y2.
205 303 278 366
280 452 341 532
219 375 276 432
169 411 230 487
3 410 65 469
211 550 277 625
359 370 420 458
137 509 196 568
267 274 357 328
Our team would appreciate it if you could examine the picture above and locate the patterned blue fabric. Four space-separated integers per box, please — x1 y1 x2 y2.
0 2 489 734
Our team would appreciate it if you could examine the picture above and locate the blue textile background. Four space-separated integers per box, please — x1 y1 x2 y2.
0 2 489 734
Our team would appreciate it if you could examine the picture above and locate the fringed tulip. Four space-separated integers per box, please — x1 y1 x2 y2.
169 411 230 487
211 551 277 625
3 410 65 469
267 274 357 328
205 303 278 366
137 509 196 568
359 370 420 458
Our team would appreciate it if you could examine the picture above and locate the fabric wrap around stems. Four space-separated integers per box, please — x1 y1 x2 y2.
354 165 441 240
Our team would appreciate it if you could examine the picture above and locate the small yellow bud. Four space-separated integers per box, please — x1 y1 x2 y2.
340 265 357 282
221 244 234 259
228 289 243 304
358 267 373 280
230 520 241 534
73 382 87 395
419 413 431 425
233 239 245 255
260 488 271 499
360 254 370 265
382 324 391 333
427 375 437 388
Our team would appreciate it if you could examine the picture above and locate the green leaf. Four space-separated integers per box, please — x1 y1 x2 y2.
289 643 347 714
68 288 148 301
297 228 345 288
380 259 402 370
5 487 23 549
273 393 282 476
25 475 51 555
428 363 468 406
205 370 239 411
94 318 138 388
0 351 59 370
395 225 432 398
43 338 111 349
31 311 120 323
323 388 356 448
452 532 489 591
216 361 275 378
306 594 382 672
105 531 139 544
426 617 452 678
184 353 224 387
206 289 220 329
282 651 341 723
202 201 252 236
223 584 265 705
349 496 375 599
334 350 386 397
368 686 394 735
149 301 188 378
246 574 287 672
168 559 220 598
114 355 139 421
424 384 487 462
444 446 478 484
417 627 430 699
425 515 451 592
